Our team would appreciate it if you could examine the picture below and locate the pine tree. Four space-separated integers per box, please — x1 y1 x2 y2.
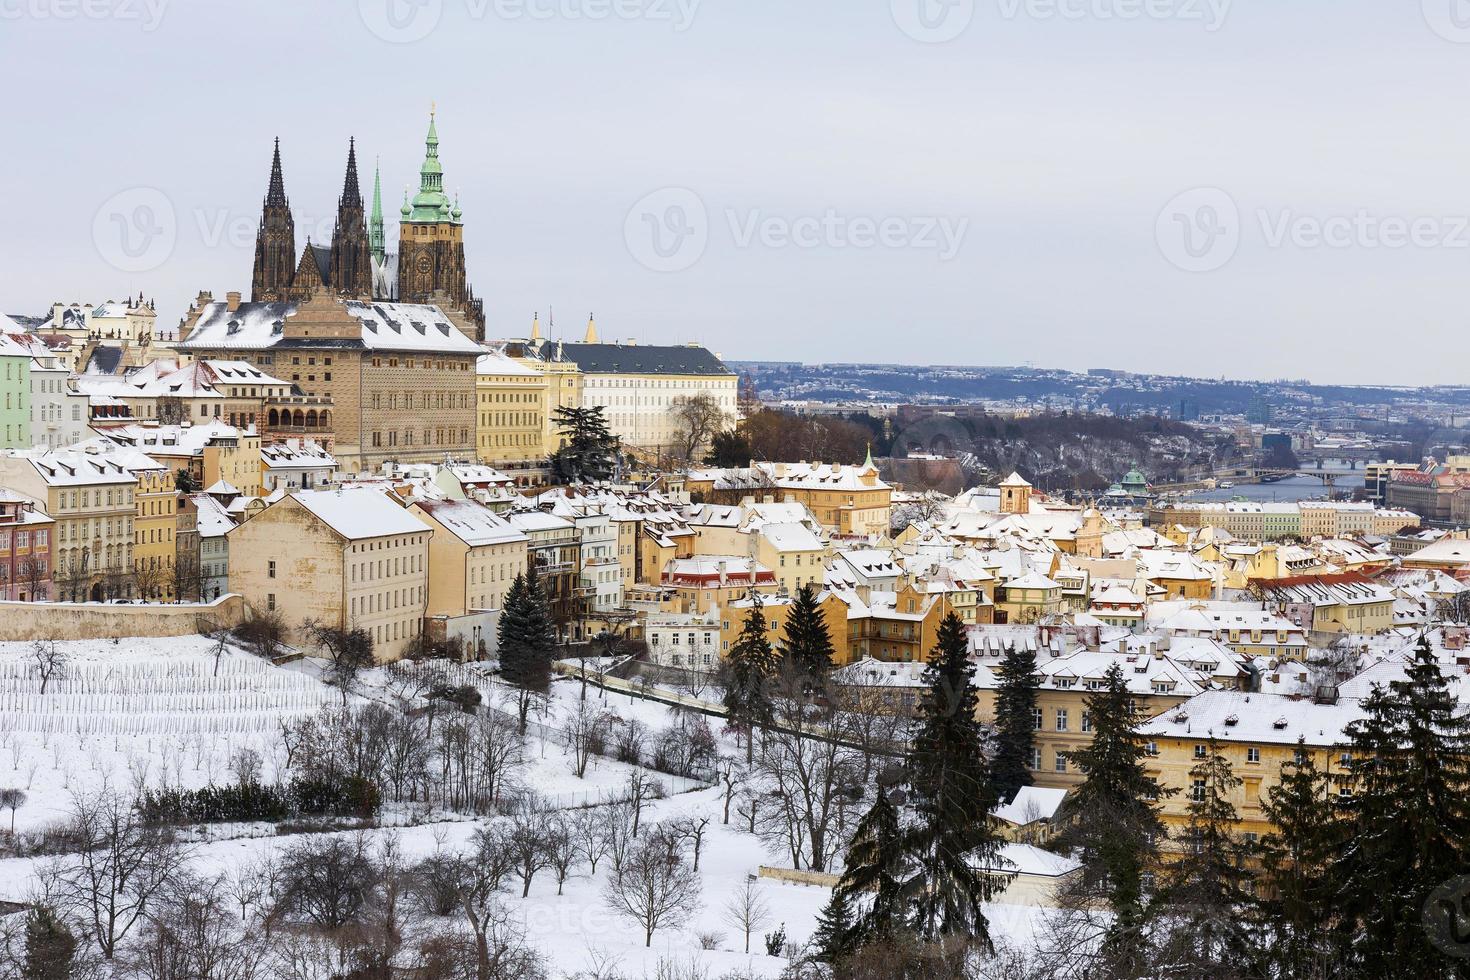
812 884 859 966
497 567 556 733
1257 740 1343 978
780 583 836 681
901 612 1004 945
23 905 76 980
836 784 908 948
549 405 619 483
1154 737 1258 977
721 592 778 762
1058 661 1171 955
988 642 1039 806
1331 635 1470 978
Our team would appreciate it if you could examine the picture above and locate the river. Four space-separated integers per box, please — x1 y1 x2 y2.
1190 459 1368 503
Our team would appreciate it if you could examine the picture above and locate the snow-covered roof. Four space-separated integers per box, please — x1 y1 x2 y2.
991 785 1068 826
288 487 431 541
182 300 484 355
414 499 527 548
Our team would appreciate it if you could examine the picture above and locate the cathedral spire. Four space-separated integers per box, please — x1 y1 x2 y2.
584 313 599 344
369 157 385 265
265 137 288 207
340 138 363 209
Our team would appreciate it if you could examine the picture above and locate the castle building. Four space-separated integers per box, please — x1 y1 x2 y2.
178 290 480 475
248 114 484 339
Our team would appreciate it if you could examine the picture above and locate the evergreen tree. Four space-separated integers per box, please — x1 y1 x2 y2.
780 583 836 681
835 783 908 948
1058 664 1170 944
22 905 76 980
811 884 859 966
721 592 778 762
988 642 1039 806
901 612 1005 945
1257 740 1344 979
1154 737 1258 977
549 405 619 483
496 567 556 733
1331 635 1470 978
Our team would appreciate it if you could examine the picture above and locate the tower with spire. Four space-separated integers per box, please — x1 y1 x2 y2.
251 138 298 301
369 158 386 265
396 107 484 339
328 139 373 299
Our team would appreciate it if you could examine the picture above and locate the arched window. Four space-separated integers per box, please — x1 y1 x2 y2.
267 409 279 426
305 410 318 428
292 410 304 427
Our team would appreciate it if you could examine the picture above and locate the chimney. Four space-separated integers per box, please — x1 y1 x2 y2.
226 291 241 312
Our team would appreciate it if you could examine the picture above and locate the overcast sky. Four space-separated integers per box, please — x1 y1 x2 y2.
3 0 1470 384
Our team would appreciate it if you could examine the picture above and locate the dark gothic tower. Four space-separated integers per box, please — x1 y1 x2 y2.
251 139 297 301
328 138 373 299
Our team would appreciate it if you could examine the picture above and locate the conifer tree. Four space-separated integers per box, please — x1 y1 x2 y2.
549 405 619 483
1332 635 1470 977
1058 661 1170 962
1154 737 1257 976
497 566 556 733
811 884 859 966
721 592 778 761
23 905 77 980
901 612 1004 945
835 782 908 949
1257 739 1343 978
781 583 836 681
988 642 1039 805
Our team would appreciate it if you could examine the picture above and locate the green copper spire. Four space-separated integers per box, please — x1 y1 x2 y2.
407 106 456 223
369 157 385 264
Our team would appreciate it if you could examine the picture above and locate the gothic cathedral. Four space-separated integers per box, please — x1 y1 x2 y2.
249 112 485 339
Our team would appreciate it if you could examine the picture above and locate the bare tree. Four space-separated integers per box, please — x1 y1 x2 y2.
723 877 772 955
543 815 582 895
624 770 664 837
233 607 287 661
501 804 553 899
669 813 713 873
44 790 185 960
19 555 46 601
301 619 375 705
0 788 23 834
669 393 729 463
715 757 747 825
121 872 265 980
564 699 610 779
270 834 375 933
603 833 702 947
570 808 611 875
29 638 66 695
132 558 167 604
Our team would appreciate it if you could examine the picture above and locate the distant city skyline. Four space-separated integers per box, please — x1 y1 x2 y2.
5 0 1470 385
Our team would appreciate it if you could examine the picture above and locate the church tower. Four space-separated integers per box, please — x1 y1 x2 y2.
251 139 297 301
328 138 373 299
397 109 484 338
369 158 386 266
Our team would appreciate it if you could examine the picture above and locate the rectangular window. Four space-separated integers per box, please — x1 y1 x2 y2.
1054 753 1068 774
267 560 276 579
1247 747 1260 763
1055 709 1069 732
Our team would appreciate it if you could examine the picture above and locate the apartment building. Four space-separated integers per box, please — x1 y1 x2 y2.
228 486 431 661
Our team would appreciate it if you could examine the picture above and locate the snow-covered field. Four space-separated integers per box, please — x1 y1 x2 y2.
0 636 1051 977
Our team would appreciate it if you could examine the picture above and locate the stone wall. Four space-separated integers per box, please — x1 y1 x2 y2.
0 594 244 642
